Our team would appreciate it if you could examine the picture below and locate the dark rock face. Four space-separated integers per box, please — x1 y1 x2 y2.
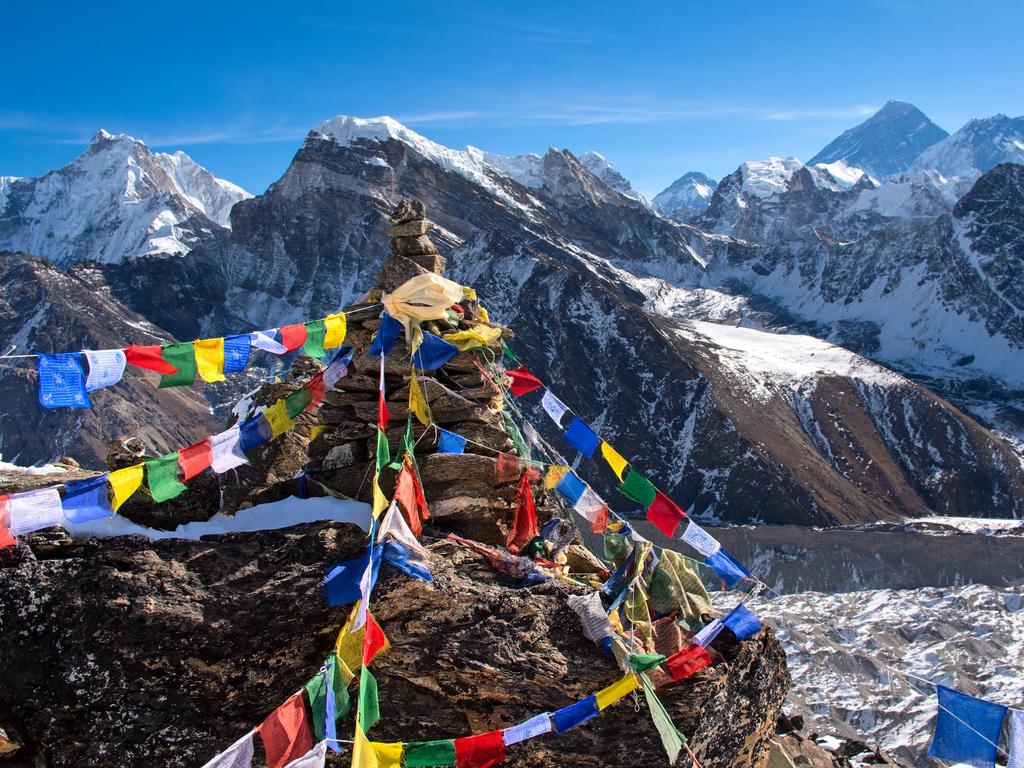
0 524 790 768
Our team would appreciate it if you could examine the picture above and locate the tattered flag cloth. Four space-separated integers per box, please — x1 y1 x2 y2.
1009 709 1024 768
61 474 112 523
573 487 609 533
239 416 270 452
359 667 380 731
413 332 459 371
506 366 543 397
567 592 615 644
282 741 326 768
305 654 349 743
199 732 255 768
394 459 429 536
705 549 750 588
443 326 503 352
370 312 404 356
664 645 712 682
380 272 465 347
408 368 432 425
640 672 684 764
928 685 1007 768
223 335 252 373
125 344 176 374
438 429 467 454
541 390 570 427
502 713 552 746
37 353 90 408
722 603 761 641
551 695 599 733
195 338 227 382
251 330 287 354
681 520 721 557
380 500 431 574
7 487 62 535
454 730 505 768
646 491 687 538
506 469 539 553
146 452 187 502
564 416 600 458
382 539 433 582
405 739 456 767
83 349 126 392
257 694 314 768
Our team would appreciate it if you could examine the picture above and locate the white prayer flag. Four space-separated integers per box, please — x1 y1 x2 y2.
380 501 429 559
693 619 725 647
250 331 287 354
681 520 721 556
1009 709 1024 768
573 487 605 524
282 741 327 768
502 713 552 746
210 426 248 473
8 487 62 535
322 358 348 390
353 552 375 631
522 421 544 450
567 592 615 644
83 349 127 392
200 732 255 768
541 390 570 427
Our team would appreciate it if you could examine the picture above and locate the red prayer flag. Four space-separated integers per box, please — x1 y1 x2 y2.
0 495 14 549
494 452 521 483
306 373 326 409
362 611 388 666
125 344 177 374
394 460 429 537
506 469 538 554
664 644 712 682
279 324 307 352
257 693 314 768
377 391 391 431
590 504 609 534
178 438 213 481
646 490 687 538
506 365 543 397
455 729 505 768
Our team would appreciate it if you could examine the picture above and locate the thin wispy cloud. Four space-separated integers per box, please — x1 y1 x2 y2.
394 110 485 124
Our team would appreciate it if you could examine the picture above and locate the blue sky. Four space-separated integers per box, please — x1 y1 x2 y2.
3 0 1022 197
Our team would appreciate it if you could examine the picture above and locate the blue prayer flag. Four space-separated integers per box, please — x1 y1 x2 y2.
437 429 467 454
61 475 113 523
223 335 252 373
412 332 459 371
369 312 403 356
382 539 432 582
722 603 762 641
552 695 599 733
324 656 340 752
37 353 91 409
238 416 271 452
564 416 600 458
928 686 1007 768
554 471 587 506
323 549 374 606
705 548 750 588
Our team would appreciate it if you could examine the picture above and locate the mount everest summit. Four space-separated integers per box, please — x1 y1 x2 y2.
0 103 1022 526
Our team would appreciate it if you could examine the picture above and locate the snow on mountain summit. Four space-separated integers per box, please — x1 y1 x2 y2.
0 130 251 265
653 171 718 221
910 113 1024 182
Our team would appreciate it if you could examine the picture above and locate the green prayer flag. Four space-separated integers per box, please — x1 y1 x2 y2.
402 414 421 475
641 672 684 764
304 652 350 741
145 453 187 502
376 429 390 470
502 412 532 460
303 320 327 359
158 343 197 388
603 530 633 564
404 739 457 767
629 653 667 672
285 386 313 419
358 666 380 732
501 342 520 363
618 466 657 507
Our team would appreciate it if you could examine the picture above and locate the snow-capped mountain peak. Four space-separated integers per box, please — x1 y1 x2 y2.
0 130 250 265
652 171 718 221
809 100 948 179
909 113 1024 182
578 151 636 196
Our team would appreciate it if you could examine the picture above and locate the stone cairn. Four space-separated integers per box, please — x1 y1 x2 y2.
307 199 579 549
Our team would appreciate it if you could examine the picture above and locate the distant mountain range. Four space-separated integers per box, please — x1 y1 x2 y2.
1 102 1022 524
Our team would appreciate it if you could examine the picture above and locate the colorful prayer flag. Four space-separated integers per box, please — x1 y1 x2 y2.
544 465 570 490
210 426 248 473
108 464 143 510
370 312 403 356
362 611 389 666
369 741 403 768
502 713 552 746
664 644 712 681
222 334 251 373
263 400 295 439
37 353 90 408
540 390 570 427
279 323 307 352
595 674 639 710
145 453 187 503
281 741 326 768
567 592 615 644
454 730 505 768
7 487 62 535
198 732 255 768
437 429 466 454
125 344 176 374
928 685 1007 768
61 474 112 523
304 654 349 743
413 332 459 371
83 349 126 392
408 368 432 425
646 491 687 538
554 470 586 506
238 415 271 452
194 338 226 382
285 387 313 419
681 520 721 557
303 320 327 358
323 313 347 348
323 549 375 606
179 438 213 481
599 442 629 481
618 467 657 507
573 487 608 533
158 342 197 388
358 666 380 732
394 460 429 537
639 672 683 765
506 366 543 397
692 619 725 647
1008 708 1024 768
251 330 287 354
705 549 750 588
442 326 503 351
564 416 600 458
551 695 599 733
506 469 538 553
722 603 762 641
257 694 314 768
405 739 456 767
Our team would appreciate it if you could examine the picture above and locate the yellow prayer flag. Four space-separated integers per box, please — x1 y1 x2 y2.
310 424 328 441
108 464 143 511
372 741 403 768
353 719 378 768
408 369 431 426
545 465 571 490
595 673 640 710
263 400 294 439
372 470 388 518
335 602 366 685
462 286 478 301
324 313 347 348
600 442 629 481
477 305 490 323
441 326 503 352
193 338 226 383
